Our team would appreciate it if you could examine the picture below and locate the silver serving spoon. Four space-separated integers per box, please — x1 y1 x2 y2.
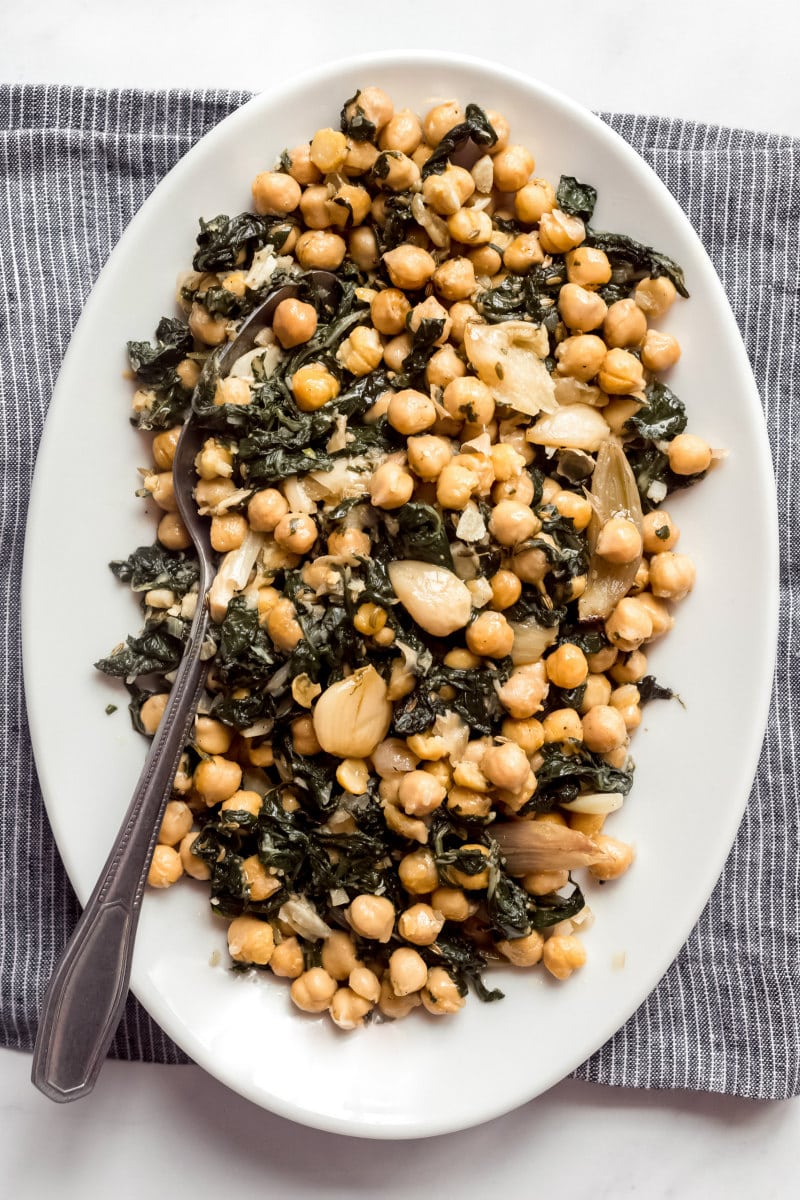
32 269 339 1102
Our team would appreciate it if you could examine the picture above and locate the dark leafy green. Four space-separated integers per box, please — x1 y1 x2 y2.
339 90 377 142
127 317 192 385
422 103 498 178
193 212 290 272
556 175 597 222
584 230 689 297
110 544 199 598
626 379 688 441
94 623 186 678
637 675 677 704
394 318 446 388
625 441 705 513
386 502 454 570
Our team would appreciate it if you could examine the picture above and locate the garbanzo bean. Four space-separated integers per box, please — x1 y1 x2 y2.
668 433 712 475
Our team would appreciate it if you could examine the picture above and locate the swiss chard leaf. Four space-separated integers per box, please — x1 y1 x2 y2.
584 230 689 297
625 440 705 513
530 744 634 811
394 318 446 388
422 103 498 178
127 317 192 386
339 90 377 142
637 674 676 704
386 502 454 570
625 379 688 441
240 446 334 485
94 624 186 678
556 175 597 222
193 212 289 272
477 266 563 325
109 544 199 598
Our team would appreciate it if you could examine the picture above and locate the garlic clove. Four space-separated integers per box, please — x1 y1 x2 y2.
387 560 472 637
312 666 392 759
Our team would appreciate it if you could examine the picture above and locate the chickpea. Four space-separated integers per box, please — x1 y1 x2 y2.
668 433 712 476
193 717 232 756
429 889 472 925
599 348 646 395
503 231 545 274
499 717 543 756
152 426 181 471
498 661 549 719
378 974 421 1019
195 438 232 482
589 835 635 882
523 869 569 895
210 512 247 553
596 516 643 565
377 151 422 193
380 107 423 154
491 144 534 192
423 101 465 146
382 332 411 372
558 283 608 332
176 358 201 391
542 708 583 744
348 894 395 943
157 512 191 550
603 298 647 349
634 275 677 319
422 165 475 215
514 177 555 224
291 363 340 413
511 546 551 585
397 903 445 947
436 462 476 510
445 844 490 891
545 643 589 690
138 692 167 736
610 650 648 686
297 183 330 230
295 230 346 270
189 302 228 346
241 854 280 902
155 799 192 848
344 85 393 134
492 471 535 507
290 967 338 1013
143 470 178 513
467 244 500 277
481 741 529 793
147 844 183 888
308 126 347 173
261 597 301 653
555 334 607 382
383 244 436 290
270 297 317 349
347 967 381 1005
387 947 427 997
273 513 317 555
565 247 611 290
245 488 287 535
321 931 360 981
369 460 415 509
585 645 617 674
580 704 627 754
328 527 371 560
398 769 447 817
336 324 383 377
443 376 494 425
642 510 680 554
605 596 654 652
368 288 408 336
466 611 514 659
433 256 477 302
636 592 675 639
330 228 368 276
327 987 372 1030
219 788 263 822
251 170 301 216
193 755 241 806
178 831 211 881
289 716 320 760
385 389 436 437
398 848 439 895
285 143 321 186
447 207 493 246
226 915 274 966
497 930 544 967
213 377 251 408
549 493 590 536
403 436 449 484
270 936 304 979
580 673 613 713
487 568 521 611
649 552 696 601
421 967 465 1015
543 934 586 981
489 499 540 547
426 344 466 390
538 210 586 254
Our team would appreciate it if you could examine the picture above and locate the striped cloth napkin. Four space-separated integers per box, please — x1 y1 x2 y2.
1 85 797 1097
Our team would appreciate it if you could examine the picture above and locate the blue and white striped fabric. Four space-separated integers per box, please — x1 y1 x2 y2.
1 87 797 1095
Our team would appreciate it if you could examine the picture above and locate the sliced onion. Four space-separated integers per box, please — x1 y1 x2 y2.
528 404 610 452
509 618 558 665
579 439 644 621
278 895 332 941
464 320 557 416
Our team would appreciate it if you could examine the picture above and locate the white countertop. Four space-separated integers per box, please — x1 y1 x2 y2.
2 1 797 1195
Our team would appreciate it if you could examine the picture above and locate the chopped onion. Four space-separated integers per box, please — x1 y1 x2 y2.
528 404 610 452
208 530 265 622
465 320 556 416
278 895 332 941
388 560 472 636
455 501 487 542
509 618 558 665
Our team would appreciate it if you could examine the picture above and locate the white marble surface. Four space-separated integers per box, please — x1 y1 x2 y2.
3 1 798 1195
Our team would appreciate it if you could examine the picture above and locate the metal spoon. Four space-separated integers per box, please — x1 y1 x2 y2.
32 269 339 1102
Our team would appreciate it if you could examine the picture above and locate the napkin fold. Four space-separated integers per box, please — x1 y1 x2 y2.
1 86 797 1098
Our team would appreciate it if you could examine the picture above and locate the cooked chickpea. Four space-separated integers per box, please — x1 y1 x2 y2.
220 789 263 822
349 224 380 271
421 967 465 1015
270 936 304 979
446 844 491 891
436 462 476 510
336 324 383 377
195 438 232 481
246 488 288 534
492 471 535 506
581 704 628 754
383 244 436 290
274 513 317 554
558 283 608 332
426 344 466 391
589 835 635 881
157 512 191 550
295 229 346 270
346 967 380 1005
605 596 654 652
309 126 348 173
642 509 680 553
499 717 543 756
398 769 447 817
251 170 301 216
227 915 274 966
373 151 419 193
320 931 360 981
388 947 428 997
241 854 280 901
189 302 228 346
610 650 648 685
271 297 317 349
345 85 393 133
286 143 321 185
291 362 340 412
146 844 184 888
144 471 178 512
297 184 330 230
466 611 514 659
290 967 338 1013
176 358 200 390
329 987 373 1030
668 433 712 476
538 209 586 254
380 107 423 154
649 552 696 601
152 426 181 471
447 207 493 246
430 888 473 923
348 894 395 942
369 460 415 509
565 246 611 289
434 256 477 301
514 177 556 223
580 672 613 713
555 334 607 382
178 831 211 880
543 934 586 981
262 597 301 653
386 388 436 436
636 592 675 639
398 903 445 946
545 643 589 690
498 661 549 719
290 715 320 757
467 244 500 277
635 275 677 319
423 101 465 146
497 930 544 967
482 741 530 793
503 231 545 274
596 516 643 565
511 545 551 585
489 499 540 547
193 755 241 806
368 289 408 337
139 692 168 736
448 301 481 343
523 869 569 895
398 848 439 895
210 512 247 553
344 140 380 178
194 716 233 756
603 298 647 349
488 568 522 611
403 435 450 481
422 165 475 215
378 974 421 1019
443 376 494 425
492 144 534 192
599 348 646 395
157 800 192 847
213 376 251 407
542 708 584 744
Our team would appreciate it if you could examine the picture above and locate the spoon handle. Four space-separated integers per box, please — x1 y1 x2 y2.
31 600 210 1102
